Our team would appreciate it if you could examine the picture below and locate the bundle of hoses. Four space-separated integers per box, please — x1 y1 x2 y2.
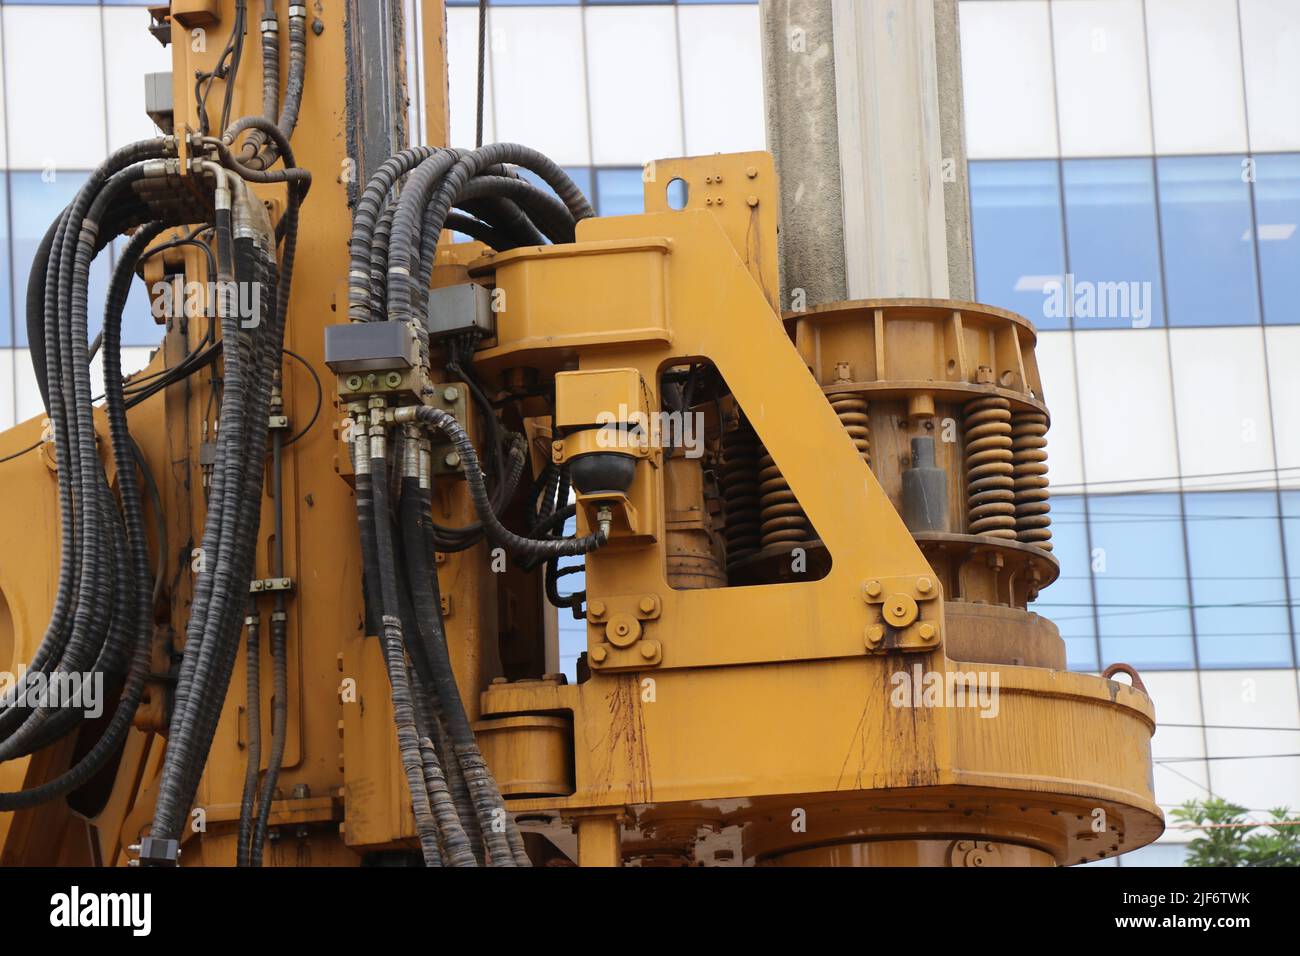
0 118 307 822
348 143 589 558
143 121 309 867
235 0 308 173
353 406 609 867
0 138 190 810
344 143 605 865
210 2 308 867
0 3 313 861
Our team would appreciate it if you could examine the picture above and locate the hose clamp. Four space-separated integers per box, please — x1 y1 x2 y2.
402 426 421 479
352 417 371 475
418 441 431 490
141 158 170 179
353 445 371 476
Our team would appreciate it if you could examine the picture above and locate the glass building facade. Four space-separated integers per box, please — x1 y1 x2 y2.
0 0 1296 864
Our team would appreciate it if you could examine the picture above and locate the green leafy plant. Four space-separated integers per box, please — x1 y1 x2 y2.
1171 798 1300 867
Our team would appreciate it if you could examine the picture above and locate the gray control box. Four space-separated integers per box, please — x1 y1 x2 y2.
145 72 174 134
324 321 421 373
425 283 495 340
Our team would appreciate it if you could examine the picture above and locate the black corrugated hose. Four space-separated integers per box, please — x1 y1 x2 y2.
149 119 310 861
0 12 314 856
341 142 609 864
0 139 195 808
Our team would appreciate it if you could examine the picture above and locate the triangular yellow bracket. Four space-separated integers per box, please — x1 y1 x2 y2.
641 152 779 313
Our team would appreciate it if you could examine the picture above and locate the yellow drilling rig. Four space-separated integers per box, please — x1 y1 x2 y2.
0 0 1160 867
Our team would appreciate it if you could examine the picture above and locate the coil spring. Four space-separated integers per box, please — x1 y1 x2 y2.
759 449 811 550
720 422 763 566
1011 411 1052 550
963 395 1017 539
828 392 870 466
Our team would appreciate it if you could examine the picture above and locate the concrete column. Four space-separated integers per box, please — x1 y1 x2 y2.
760 0 974 303
759 0 849 309
933 0 975 301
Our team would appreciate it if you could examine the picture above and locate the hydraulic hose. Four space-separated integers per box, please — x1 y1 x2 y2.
237 0 281 164
149 159 300 852
399 474 521 866
236 609 261 867
396 406 609 560
365 435 446 866
248 402 289 867
347 146 440 323
0 221 166 808
0 163 159 760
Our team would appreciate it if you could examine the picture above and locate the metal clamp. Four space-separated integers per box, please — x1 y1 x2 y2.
251 577 294 595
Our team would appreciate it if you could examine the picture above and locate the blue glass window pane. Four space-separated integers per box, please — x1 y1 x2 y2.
120 275 161 348
515 166 593 209
1030 494 1098 671
564 167 594 206
10 172 111 350
444 1 585 8
1277 491 1300 664
0 176 11 348
1089 494 1195 670
1157 155 1260 326
110 237 164 349
555 515 586 682
1254 153 1300 325
969 160 1067 329
1185 491 1292 668
595 168 645 217
1061 158 1165 330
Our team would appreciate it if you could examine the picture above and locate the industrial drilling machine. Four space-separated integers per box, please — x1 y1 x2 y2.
0 0 1160 867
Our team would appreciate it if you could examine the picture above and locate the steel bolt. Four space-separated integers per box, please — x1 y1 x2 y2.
444 452 461 468
864 580 882 598
443 386 460 402
639 642 657 660
638 595 657 614
590 646 608 663
916 577 933 594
